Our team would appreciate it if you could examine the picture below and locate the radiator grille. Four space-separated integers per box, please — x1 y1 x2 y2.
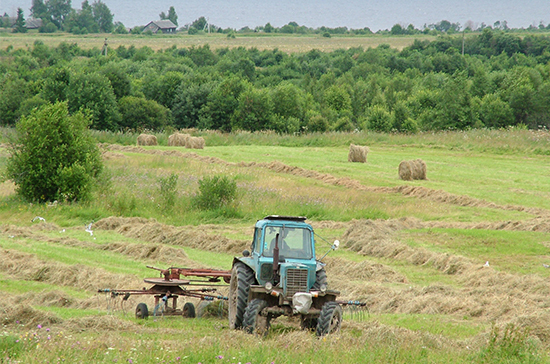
285 269 308 298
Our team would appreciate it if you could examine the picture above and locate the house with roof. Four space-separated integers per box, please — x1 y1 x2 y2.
143 20 177 34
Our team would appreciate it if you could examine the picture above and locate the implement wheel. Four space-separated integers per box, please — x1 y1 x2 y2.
228 261 255 329
135 302 149 319
182 302 196 318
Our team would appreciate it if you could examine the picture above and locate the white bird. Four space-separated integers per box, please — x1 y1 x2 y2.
484 261 490 267
85 223 93 236
543 264 550 268
32 216 46 223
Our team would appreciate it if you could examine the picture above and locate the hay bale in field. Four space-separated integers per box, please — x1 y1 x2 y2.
186 136 205 149
168 132 190 147
398 159 427 181
348 144 369 163
136 134 158 146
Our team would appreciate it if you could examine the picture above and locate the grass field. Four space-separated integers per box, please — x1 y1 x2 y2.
1 30 437 52
1 128 550 363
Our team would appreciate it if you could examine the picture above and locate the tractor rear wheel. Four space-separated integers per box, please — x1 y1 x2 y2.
135 303 149 319
182 302 196 318
300 315 318 331
316 301 342 336
243 299 270 336
228 261 255 329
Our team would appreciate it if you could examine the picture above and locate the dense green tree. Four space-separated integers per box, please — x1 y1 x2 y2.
231 87 273 131
6 101 103 202
118 96 172 130
100 63 132 99
67 71 121 130
31 0 49 19
199 76 249 131
46 0 72 28
479 94 514 128
0 76 29 125
13 8 27 33
172 81 216 128
365 105 392 132
92 0 113 33
160 6 178 26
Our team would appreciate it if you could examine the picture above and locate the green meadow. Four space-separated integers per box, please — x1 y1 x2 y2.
1 128 550 363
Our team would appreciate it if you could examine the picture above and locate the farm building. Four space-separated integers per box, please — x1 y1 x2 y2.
143 20 177 33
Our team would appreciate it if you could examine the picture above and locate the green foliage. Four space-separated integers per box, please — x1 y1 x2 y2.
5 102 103 202
67 71 121 130
193 175 237 211
158 172 178 209
366 105 392 132
12 8 28 33
0 76 29 126
118 96 172 130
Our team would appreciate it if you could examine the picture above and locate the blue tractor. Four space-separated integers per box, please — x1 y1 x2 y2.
228 215 342 336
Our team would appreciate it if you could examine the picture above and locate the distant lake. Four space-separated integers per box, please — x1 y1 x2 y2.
1 0 549 31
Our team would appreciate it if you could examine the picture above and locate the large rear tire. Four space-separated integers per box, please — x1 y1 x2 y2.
316 301 342 336
135 303 149 319
243 299 270 336
228 261 255 329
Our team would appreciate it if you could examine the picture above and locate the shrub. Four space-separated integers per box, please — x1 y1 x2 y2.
366 105 392 132
193 175 237 210
5 101 103 202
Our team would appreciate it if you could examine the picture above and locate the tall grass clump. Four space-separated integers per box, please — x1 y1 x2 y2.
158 172 178 209
476 324 542 364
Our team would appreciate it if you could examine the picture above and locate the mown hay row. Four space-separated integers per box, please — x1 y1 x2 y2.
0 249 141 292
136 134 158 146
398 159 427 181
94 216 247 255
348 144 369 163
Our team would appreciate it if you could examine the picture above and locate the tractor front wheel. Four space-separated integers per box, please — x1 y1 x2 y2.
316 301 342 336
228 261 255 329
243 299 271 336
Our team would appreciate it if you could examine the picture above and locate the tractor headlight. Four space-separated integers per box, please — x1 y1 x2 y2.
320 284 327 293
265 282 273 291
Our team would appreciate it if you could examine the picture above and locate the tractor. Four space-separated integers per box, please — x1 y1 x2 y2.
228 215 341 336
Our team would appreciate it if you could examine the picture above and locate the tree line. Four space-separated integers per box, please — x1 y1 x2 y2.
2 29 550 133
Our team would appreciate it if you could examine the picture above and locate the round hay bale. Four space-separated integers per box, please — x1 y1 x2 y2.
399 159 427 180
168 133 190 147
137 134 157 146
186 136 205 149
348 144 369 163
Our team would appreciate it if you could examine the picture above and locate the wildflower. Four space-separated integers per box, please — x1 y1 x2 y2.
37 324 42 329
46 328 50 332
216 356 224 360
47 336 51 340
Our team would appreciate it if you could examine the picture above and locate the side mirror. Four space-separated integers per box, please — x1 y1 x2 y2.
332 240 340 250
242 250 250 257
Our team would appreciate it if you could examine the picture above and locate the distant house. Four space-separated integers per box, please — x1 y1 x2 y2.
5 17 42 29
143 20 177 34
25 18 43 29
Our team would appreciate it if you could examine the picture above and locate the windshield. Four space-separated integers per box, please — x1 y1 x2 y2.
262 226 313 259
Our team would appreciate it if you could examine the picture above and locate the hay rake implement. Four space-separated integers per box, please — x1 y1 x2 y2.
98 265 231 319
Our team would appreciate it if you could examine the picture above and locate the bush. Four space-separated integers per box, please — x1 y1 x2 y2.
193 175 237 210
5 102 103 202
